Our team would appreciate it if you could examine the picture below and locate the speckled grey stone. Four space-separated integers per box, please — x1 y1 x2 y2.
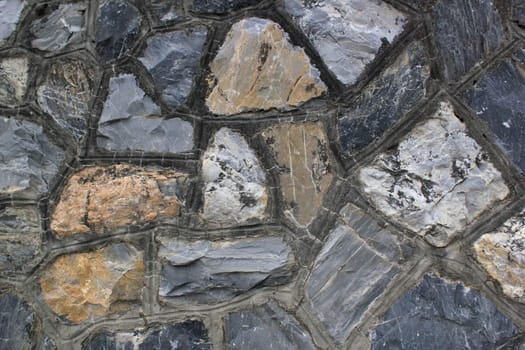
0 56 28 106
0 0 25 44
192 0 259 14
0 294 37 350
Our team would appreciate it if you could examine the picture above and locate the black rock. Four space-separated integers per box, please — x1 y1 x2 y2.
0 294 36 350
191 0 259 14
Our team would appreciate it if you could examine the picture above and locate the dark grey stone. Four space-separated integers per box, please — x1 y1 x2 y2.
191 0 259 14
0 294 36 350
0 0 25 44
514 0 525 26
149 0 185 23
371 275 521 350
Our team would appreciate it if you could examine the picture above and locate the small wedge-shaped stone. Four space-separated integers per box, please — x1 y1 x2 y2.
50 164 187 237
40 243 144 323
0 0 25 44
206 18 326 115
0 56 28 106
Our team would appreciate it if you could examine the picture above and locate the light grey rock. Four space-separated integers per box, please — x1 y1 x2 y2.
0 294 37 350
201 127 267 226
284 0 407 85
359 101 509 247
0 56 28 106
0 0 25 44
158 236 294 303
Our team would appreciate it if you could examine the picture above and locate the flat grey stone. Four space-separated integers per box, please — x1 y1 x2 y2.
0 56 28 106
0 294 37 350
192 0 259 14
284 0 407 85
0 0 25 44
158 236 294 303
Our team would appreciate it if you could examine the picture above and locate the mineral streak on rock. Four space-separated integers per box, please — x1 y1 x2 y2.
284 0 407 85
206 17 326 115
50 164 188 237
0 294 37 350
192 0 259 14
359 101 509 247
40 243 144 323
0 0 25 44
158 236 294 303
261 122 333 226
201 127 268 226
0 56 28 106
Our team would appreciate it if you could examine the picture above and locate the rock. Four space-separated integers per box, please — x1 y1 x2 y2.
474 208 525 302
0 0 25 44
0 56 28 106
261 122 333 226
339 42 430 155
201 127 267 226
158 236 294 303
95 0 142 62
30 3 86 52
40 243 144 323
206 18 326 116
149 0 185 23
139 27 207 108
462 48 525 173
514 0 525 26
305 203 403 342
192 0 259 14
370 275 520 350
284 0 407 85
225 302 315 350
0 294 37 349
50 164 188 237
358 101 509 247
37 59 96 140
433 0 505 81
0 117 65 199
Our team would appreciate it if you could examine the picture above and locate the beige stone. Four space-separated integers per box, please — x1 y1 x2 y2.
206 17 326 115
0 56 28 106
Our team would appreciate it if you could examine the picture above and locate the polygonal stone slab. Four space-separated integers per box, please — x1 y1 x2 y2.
0 0 25 45
0 294 39 350
0 55 29 106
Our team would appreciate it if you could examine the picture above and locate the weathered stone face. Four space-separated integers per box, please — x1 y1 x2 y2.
359 101 509 247
206 17 326 115
50 165 188 237
0 0 25 44
40 243 144 323
0 294 38 350
0 56 28 106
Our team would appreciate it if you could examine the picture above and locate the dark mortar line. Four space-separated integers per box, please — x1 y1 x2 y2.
383 0 423 17
512 22 525 41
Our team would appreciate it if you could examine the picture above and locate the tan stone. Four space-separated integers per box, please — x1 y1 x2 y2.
206 17 326 115
262 122 333 226
50 164 186 237
40 243 144 323
0 56 28 106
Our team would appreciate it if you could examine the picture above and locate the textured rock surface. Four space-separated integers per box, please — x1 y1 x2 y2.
0 56 28 106
359 101 509 247
0 0 25 44
371 275 520 350
40 243 144 323
50 165 187 237
201 128 267 226
206 17 326 115
433 0 505 81
192 0 258 14
284 0 407 85
149 0 184 23
262 122 333 226
514 0 525 26
158 236 294 303
225 302 315 350
140 27 207 108
339 42 430 155
0 294 37 350
306 203 403 342
474 208 525 302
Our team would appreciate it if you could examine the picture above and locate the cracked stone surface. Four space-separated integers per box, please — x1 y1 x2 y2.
0 56 28 106
0 294 37 350
0 0 25 44
359 101 509 247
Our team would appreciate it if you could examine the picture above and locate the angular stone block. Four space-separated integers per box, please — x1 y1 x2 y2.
0 294 37 350
0 0 25 44
0 56 28 106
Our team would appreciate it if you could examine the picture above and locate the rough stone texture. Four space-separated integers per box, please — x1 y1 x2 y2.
0 0 25 44
192 0 258 14
514 0 525 26
0 117 65 199
0 56 28 106
462 48 525 173
37 59 96 140
201 128 268 226
433 0 505 82
140 27 207 109
40 243 144 323
83 321 211 349
474 208 525 303
261 122 333 226
305 203 403 342
30 3 86 52
371 275 520 350
158 236 294 303
95 0 142 62
284 0 407 85
206 17 326 116
149 0 185 23
225 302 315 350
359 101 509 247
50 164 188 237
339 42 430 155
0 294 37 350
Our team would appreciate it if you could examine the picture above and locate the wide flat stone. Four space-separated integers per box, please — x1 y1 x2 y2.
140 27 207 109
40 243 144 323
0 0 25 44
359 101 509 247
284 0 407 85
158 236 294 303
261 122 333 226
225 302 315 350
0 56 28 106
50 164 188 237
206 17 326 115
192 0 259 14
371 275 520 350
201 127 267 226
0 294 37 349
339 42 430 155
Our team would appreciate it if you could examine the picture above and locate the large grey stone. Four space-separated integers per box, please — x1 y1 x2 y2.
0 294 37 350
158 236 294 303
0 0 25 44
0 56 28 106
284 0 407 85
